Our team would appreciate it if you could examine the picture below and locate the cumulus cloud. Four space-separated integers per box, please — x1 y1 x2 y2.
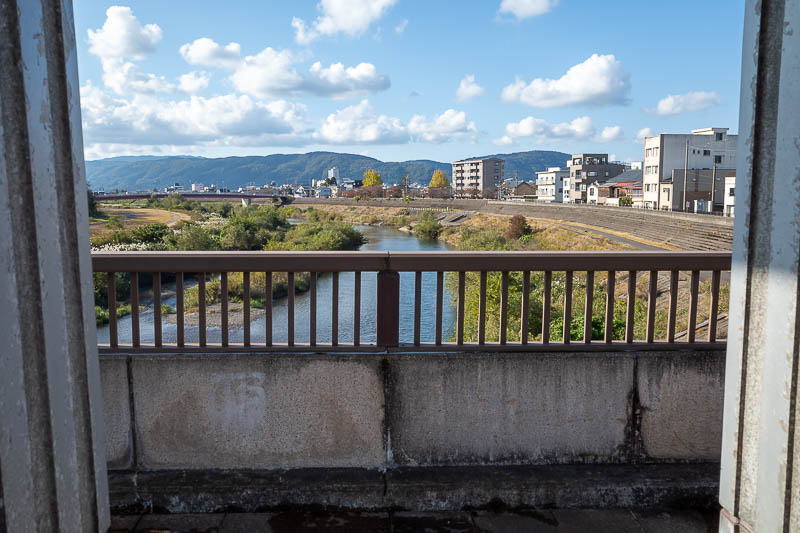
636 127 653 143
456 75 485 102
499 0 558 19
408 109 477 143
87 6 162 60
494 115 596 144
653 91 721 115
501 54 630 108
315 100 406 144
230 47 304 98
305 62 390 98
597 125 624 142
179 38 242 70
394 19 408 34
314 100 477 145
178 71 211 93
292 0 398 44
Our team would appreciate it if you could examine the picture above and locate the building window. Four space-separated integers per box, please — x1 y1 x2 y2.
715 155 723 164
716 132 724 141
703 149 711 156
729 188 735 197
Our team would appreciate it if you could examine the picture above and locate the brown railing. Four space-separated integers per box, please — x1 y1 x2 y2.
93 251 731 352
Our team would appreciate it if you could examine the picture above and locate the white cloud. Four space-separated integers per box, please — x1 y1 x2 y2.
501 54 630 108
292 0 398 44
654 91 721 115
178 71 211 93
495 115 596 144
306 62 390 98
635 127 653 143
230 47 304 98
597 125 624 142
100 58 175 94
493 135 514 146
394 19 408 34
87 6 162 60
315 99 406 144
499 0 558 19
179 38 242 70
408 109 477 143
456 75 485 102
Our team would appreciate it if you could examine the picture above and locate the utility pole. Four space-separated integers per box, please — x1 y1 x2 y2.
683 139 689 212
711 161 717 214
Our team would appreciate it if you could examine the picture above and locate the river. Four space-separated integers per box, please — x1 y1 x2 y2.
96 225 457 345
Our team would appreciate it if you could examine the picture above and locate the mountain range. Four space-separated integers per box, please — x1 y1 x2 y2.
85 150 570 192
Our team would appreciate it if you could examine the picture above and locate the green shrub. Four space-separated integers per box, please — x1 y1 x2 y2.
414 211 442 239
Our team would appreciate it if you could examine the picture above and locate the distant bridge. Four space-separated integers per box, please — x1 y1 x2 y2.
95 192 292 204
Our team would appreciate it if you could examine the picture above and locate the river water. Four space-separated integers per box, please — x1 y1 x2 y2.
97 225 457 345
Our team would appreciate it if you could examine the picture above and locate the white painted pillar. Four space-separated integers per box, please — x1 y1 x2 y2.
0 0 109 531
720 1 800 532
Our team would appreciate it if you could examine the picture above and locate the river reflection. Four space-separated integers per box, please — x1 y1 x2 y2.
97 225 457 345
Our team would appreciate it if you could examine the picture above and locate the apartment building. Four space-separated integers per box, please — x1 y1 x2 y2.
642 127 737 210
535 167 570 203
724 176 736 217
567 154 625 203
451 157 504 197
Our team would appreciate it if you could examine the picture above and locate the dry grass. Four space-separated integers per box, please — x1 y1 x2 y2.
89 207 190 236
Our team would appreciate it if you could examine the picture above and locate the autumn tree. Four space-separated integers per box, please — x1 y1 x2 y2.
362 168 383 187
429 169 450 188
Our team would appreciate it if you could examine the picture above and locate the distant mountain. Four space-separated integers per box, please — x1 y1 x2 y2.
85 150 570 191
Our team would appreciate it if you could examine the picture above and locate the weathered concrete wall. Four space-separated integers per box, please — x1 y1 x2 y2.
101 350 724 472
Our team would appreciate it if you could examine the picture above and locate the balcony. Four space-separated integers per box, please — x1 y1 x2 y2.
93 250 730 513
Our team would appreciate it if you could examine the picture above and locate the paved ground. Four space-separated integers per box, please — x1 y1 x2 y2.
110 509 719 532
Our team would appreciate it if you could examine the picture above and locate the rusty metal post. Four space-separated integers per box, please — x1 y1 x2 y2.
376 270 400 347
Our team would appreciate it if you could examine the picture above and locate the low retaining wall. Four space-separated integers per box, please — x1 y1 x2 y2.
100 349 725 511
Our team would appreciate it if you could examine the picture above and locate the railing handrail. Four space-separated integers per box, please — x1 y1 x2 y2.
91 250 732 272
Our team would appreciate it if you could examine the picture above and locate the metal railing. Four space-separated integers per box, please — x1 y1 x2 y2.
93 251 731 352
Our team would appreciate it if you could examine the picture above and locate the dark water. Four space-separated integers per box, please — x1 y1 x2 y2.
97 226 457 345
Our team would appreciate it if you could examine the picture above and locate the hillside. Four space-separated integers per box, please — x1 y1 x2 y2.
85 150 570 192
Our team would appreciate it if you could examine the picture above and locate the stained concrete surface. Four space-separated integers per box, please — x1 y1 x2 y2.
109 509 719 532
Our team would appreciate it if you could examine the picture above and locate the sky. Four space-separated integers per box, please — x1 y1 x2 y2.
74 0 746 163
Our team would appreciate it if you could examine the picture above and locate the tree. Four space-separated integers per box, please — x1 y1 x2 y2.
415 211 442 239
505 215 532 240
362 168 383 187
87 190 100 218
429 169 450 188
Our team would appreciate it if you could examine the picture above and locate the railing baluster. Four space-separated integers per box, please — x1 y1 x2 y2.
457 271 465 345
353 271 361 346
478 271 487 345
688 270 700 343
287 272 294 346
221 272 229 347
625 271 636 343
107 272 117 348
521 270 530 345
708 270 721 342
242 272 250 346
414 271 422 346
563 271 573 344
541 271 551 345
604 271 615 344
500 271 509 345
376 271 400 347
176 272 184 347
667 271 678 343
265 272 272 347
130 272 139 347
435 271 443 345
309 272 317 346
153 273 161 347
584 271 594 344
646 270 657 344
198 273 206 347
331 272 339 346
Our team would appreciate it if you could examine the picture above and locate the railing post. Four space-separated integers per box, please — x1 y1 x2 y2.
377 270 400 347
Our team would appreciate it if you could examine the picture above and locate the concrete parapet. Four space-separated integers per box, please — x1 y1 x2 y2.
130 354 385 469
100 357 132 469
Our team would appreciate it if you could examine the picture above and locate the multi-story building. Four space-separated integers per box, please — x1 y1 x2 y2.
451 157 504 197
724 176 736 217
662 168 737 213
327 166 339 182
535 167 570 203
642 127 737 210
567 154 624 203
561 176 571 203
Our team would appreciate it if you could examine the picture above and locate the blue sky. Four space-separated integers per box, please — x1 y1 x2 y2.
74 0 745 163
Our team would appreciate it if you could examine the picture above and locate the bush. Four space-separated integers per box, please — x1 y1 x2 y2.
129 223 170 243
505 215 532 240
414 211 442 239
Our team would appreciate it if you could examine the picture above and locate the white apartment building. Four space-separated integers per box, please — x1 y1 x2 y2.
642 127 737 210
327 167 340 182
561 177 571 203
451 157 504 197
535 167 569 203
724 176 736 217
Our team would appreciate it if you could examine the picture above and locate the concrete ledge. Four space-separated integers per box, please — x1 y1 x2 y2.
130 355 386 469
101 357 132 469
108 464 720 514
